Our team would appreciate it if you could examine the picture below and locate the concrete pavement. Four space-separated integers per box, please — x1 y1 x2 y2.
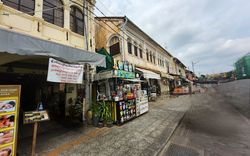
217 79 250 118
160 86 250 156
19 96 190 156
57 97 190 156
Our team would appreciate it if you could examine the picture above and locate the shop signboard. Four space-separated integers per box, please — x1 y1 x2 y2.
0 85 21 156
168 65 176 75
94 70 114 81
114 70 135 79
23 111 49 124
47 58 84 84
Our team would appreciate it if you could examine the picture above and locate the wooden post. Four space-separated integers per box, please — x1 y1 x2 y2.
31 122 38 156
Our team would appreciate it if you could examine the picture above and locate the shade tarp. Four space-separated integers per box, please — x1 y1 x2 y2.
136 67 161 80
96 48 114 72
0 28 106 67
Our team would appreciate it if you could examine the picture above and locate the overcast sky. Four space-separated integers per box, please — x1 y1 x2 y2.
95 0 250 75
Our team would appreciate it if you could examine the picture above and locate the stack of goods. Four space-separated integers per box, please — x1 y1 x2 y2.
117 99 136 124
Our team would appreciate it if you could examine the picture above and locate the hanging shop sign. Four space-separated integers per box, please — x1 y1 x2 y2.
94 70 135 81
94 70 114 81
114 70 135 79
168 65 176 75
23 110 49 124
0 85 21 156
47 58 84 84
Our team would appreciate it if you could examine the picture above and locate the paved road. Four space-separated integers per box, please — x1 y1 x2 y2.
217 79 250 118
161 87 250 156
38 96 191 156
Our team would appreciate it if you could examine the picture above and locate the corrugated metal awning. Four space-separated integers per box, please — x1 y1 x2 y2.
0 28 106 67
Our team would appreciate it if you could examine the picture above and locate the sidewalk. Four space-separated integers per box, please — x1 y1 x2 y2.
18 95 191 156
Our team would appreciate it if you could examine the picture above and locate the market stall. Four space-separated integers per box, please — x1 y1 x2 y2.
94 58 149 125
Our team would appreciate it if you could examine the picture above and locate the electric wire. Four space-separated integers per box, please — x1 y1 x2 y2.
87 1 167 64
95 0 116 15
0 1 168 66
0 3 67 16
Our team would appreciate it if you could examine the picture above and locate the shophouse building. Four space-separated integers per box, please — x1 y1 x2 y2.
0 0 106 150
172 57 187 86
95 16 179 95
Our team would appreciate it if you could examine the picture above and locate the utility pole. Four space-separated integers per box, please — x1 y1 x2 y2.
192 61 195 74
192 60 199 74
83 0 89 123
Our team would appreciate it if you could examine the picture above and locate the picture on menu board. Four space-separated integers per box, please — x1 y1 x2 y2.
0 129 14 145
0 115 14 129
0 100 16 113
0 145 12 156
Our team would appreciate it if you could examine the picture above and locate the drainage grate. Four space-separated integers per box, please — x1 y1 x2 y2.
165 144 199 156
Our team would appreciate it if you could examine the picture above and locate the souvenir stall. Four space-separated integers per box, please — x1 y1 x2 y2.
94 59 149 125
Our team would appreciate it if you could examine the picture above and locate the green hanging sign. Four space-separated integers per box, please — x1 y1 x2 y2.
114 70 135 79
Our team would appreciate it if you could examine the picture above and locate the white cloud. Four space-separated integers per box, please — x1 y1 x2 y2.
95 0 250 74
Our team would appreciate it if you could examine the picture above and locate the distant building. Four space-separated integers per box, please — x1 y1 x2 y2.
235 53 250 79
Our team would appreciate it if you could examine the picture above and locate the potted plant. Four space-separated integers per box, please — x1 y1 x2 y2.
107 117 113 128
92 102 100 127
98 101 112 127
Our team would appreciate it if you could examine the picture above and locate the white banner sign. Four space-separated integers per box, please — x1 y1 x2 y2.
47 58 84 84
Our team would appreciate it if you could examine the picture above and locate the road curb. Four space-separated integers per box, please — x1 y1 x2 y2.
154 111 188 156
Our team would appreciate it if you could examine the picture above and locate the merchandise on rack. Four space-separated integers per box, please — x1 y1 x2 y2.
136 90 149 116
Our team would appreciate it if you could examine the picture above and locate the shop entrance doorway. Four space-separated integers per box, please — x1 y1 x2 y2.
0 57 85 154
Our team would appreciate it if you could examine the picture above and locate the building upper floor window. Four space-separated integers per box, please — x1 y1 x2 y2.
43 0 64 27
127 39 132 54
146 50 149 61
109 36 120 56
70 6 84 36
153 53 156 64
150 51 152 62
139 48 143 58
2 0 35 15
134 45 138 56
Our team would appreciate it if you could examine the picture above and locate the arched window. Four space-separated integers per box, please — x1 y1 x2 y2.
2 0 35 15
70 6 84 35
109 36 120 56
43 0 64 27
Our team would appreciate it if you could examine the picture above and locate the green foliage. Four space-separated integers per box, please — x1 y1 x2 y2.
98 101 112 122
91 102 100 117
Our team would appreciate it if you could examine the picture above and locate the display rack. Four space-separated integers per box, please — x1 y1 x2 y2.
116 99 136 124
136 91 149 116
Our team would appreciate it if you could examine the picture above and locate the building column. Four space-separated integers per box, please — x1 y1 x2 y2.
64 5 70 30
34 0 43 18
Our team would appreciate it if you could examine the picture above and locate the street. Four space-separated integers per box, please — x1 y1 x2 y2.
160 82 250 156
0 1 249 156
16 81 250 156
